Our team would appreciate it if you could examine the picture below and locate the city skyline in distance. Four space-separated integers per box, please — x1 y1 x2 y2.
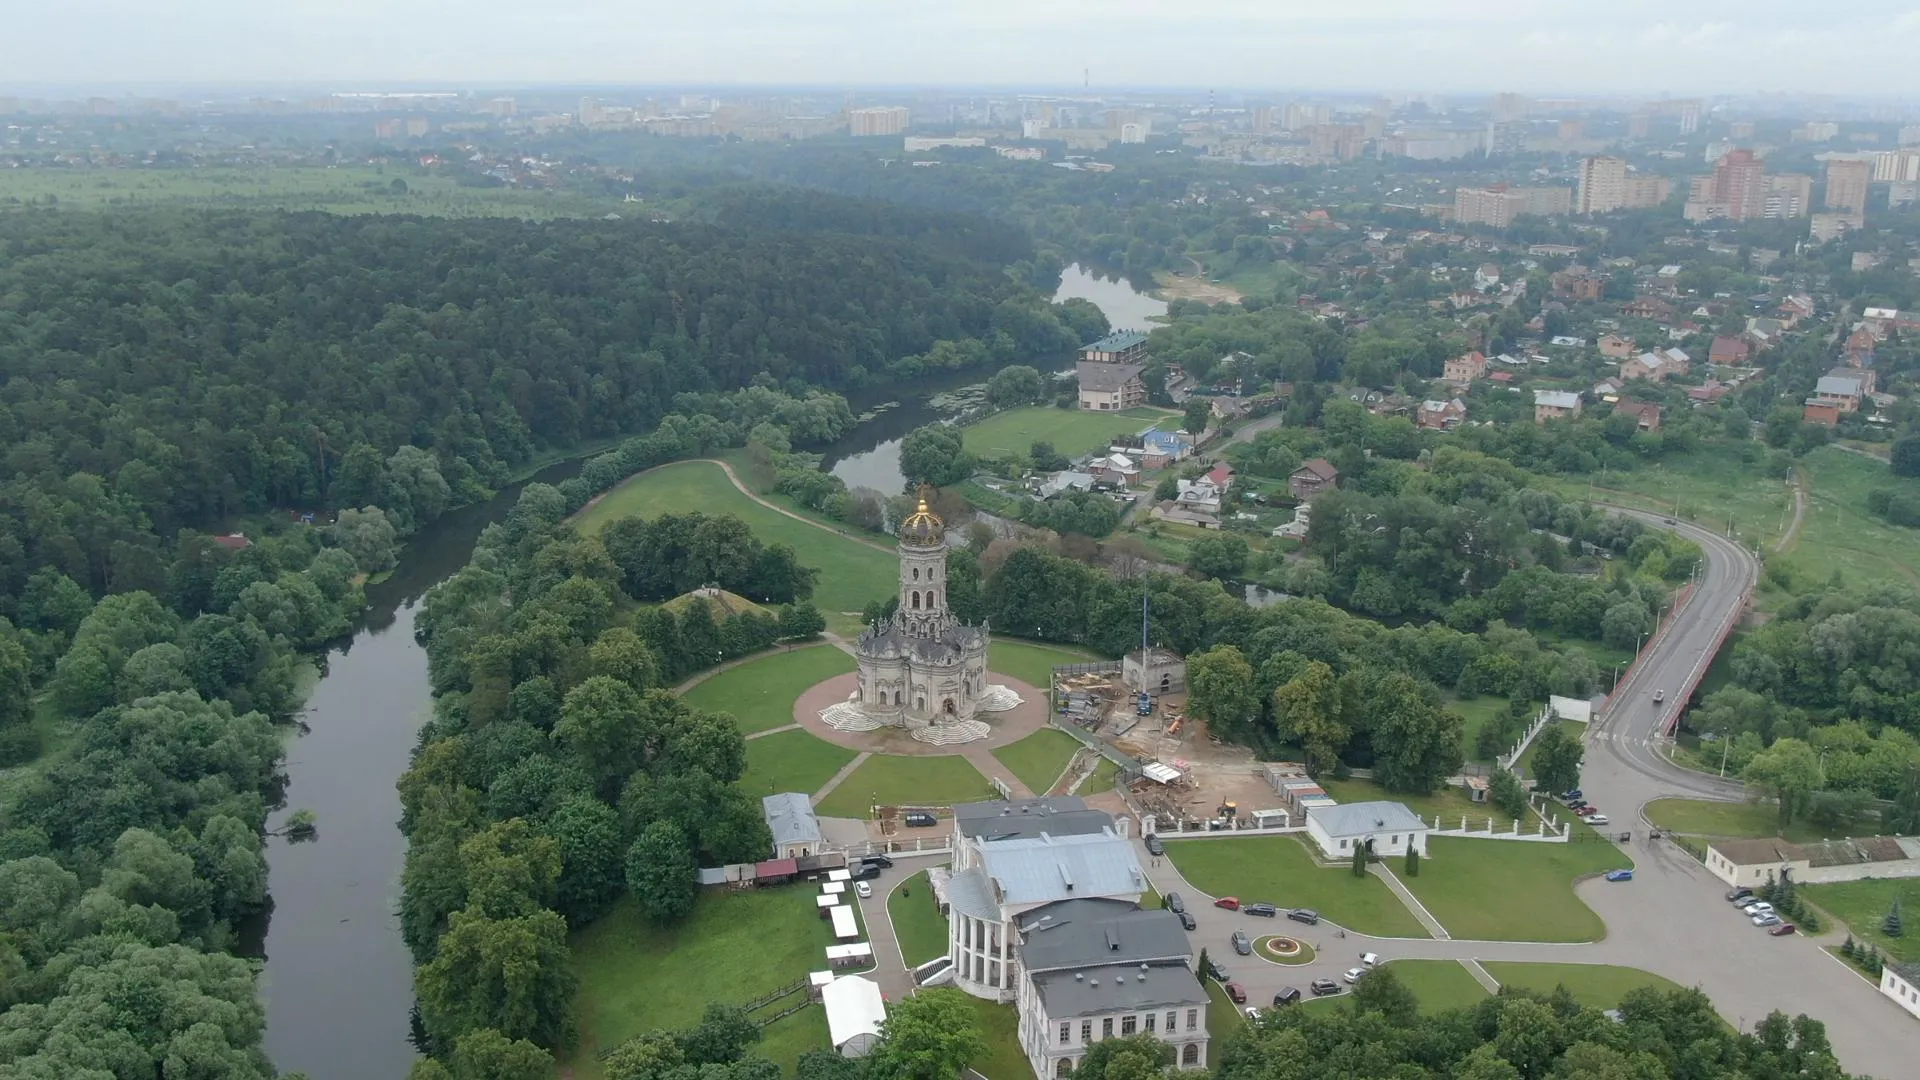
9 0 1920 98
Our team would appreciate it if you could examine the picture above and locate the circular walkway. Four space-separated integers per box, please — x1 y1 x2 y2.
792 672 1052 755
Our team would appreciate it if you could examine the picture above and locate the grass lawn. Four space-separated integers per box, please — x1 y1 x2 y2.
961 405 1176 460
1642 797 1876 845
1515 720 1584 778
740 730 859 799
1787 446 1920 593
1383 960 1492 1011
1081 757 1121 795
962 996 1029 1080
990 638 1101 687
576 460 896 621
813 754 995 818
1163 835 1430 938
1560 445 1794 555
1400 836 1623 942
1206 978 1249 1043
1481 962 1687 1009
682 645 855 732
993 729 1082 795
1451 697 1508 763
568 888 847 1076
1801 878 1920 963
757 1007 832 1075
1316 777 1487 831
888 871 951 967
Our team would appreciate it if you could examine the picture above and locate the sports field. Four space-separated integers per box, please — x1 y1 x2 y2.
961 406 1176 460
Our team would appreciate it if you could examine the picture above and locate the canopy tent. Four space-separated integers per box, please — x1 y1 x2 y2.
830 904 860 940
822 975 887 1058
1141 762 1183 784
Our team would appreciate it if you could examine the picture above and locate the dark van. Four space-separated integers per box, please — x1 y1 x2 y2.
1287 908 1320 925
1274 987 1303 1007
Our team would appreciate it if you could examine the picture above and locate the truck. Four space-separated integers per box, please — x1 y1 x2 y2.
1136 692 1153 716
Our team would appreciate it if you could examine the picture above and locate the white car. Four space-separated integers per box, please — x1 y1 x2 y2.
1586 814 1610 826
1752 913 1782 927
1743 901 1774 914
855 881 873 899
1342 967 1367 984
1243 1007 1261 1021
1359 952 1381 968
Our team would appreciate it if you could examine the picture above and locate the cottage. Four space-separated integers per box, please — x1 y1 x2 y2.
1621 296 1676 322
1612 400 1662 432
1533 389 1583 423
1137 428 1191 469
1305 801 1430 861
1802 402 1843 427
1288 458 1340 501
763 792 823 859
1592 377 1624 399
1708 336 1751 365
1088 453 1140 488
1038 471 1097 500
1620 348 1690 383
1173 478 1223 514
1417 397 1467 431
1077 361 1147 412
1812 373 1865 413
1442 350 1488 383
1597 333 1636 359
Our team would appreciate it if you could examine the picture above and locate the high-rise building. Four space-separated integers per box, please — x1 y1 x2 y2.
1485 121 1527 156
1825 158 1872 214
1558 119 1585 142
848 106 910 137
578 96 602 126
1764 174 1812 219
1251 105 1275 133
1281 102 1329 131
1454 185 1527 227
1118 122 1148 145
1491 92 1530 121
1729 121 1756 140
1715 150 1768 220
1624 174 1673 209
1677 100 1700 135
1901 124 1920 147
1871 149 1920 182
1522 186 1573 216
1577 155 1628 214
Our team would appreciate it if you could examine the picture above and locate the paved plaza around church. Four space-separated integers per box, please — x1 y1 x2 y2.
793 671 1053 755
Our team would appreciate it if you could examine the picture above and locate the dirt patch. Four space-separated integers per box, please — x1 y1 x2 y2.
1154 271 1244 305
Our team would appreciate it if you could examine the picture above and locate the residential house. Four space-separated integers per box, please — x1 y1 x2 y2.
1202 463 1234 489
1172 479 1223 515
1038 471 1097 499
1777 294 1817 327
1474 263 1502 290
1621 296 1676 322
1811 372 1865 413
762 793 823 859
1076 361 1147 411
1597 333 1636 359
1831 366 1877 396
1442 350 1489 383
1488 371 1516 386
1137 428 1191 470
1613 400 1662 432
1014 899 1211 1077
1550 269 1606 301
211 533 253 551
1080 330 1150 365
1844 328 1879 367
1533 389 1583 423
1621 348 1690 383
1802 402 1843 427
1087 453 1140 488
1688 381 1730 406
1549 335 1586 348
1708 336 1751 365
1304 801 1430 861
1592 377 1624 399
1271 503 1312 540
1288 458 1340 501
1417 398 1467 431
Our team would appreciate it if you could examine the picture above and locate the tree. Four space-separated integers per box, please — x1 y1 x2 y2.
626 821 697 924
1530 723 1583 796
1741 737 1825 829
1366 674 1465 795
1886 896 1904 939
986 365 1047 408
679 1002 763 1064
900 426 972 486
1185 645 1258 740
447 1028 555 1080
1405 848 1420 877
416 907 577 1050
1892 436 1920 478
553 676 651 794
1183 399 1211 437
1349 965 1418 1025
1351 841 1368 877
1187 535 1249 581
863 987 986 1080
1490 768 1529 819
331 506 401 574
778 602 828 640
589 627 661 691
1028 440 1069 472
1072 1033 1176 1080
1272 661 1348 774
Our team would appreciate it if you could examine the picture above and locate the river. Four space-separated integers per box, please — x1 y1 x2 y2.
258 264 1164 1080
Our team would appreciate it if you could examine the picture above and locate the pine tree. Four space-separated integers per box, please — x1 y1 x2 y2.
1843 933 1857 959
1405 848 1421 878
1886 896 1905 939
1197 947 1213 981
1351 843 1368 878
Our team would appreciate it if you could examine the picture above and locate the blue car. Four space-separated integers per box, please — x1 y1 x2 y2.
1604 869 1633 882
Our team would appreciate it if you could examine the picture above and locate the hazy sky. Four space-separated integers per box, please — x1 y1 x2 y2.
9 0 1920 96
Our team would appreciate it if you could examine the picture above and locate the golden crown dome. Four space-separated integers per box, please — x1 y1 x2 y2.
899 491 944 545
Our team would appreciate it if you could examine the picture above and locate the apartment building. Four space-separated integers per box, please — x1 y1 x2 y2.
848 106 910 137
1825 158 1872 215
1454 185 1527 227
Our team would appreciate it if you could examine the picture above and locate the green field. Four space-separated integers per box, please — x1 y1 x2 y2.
1563 446 1795 554
1451 697 1507 763
578 460 896 624
1401 836 1623 942
990 639 1100 687
992 729 1082 795
963 996 1029 1080
683 645 856 732
1481 962 1687 1010
1787 446 1920 592
961 405 1176 460
0 165 613 218
1644 797 1876 845
1802 878 1920 963
569 888 852 1076
1384 960 1492 1011
888 872 952 967
812 754 994 818
1081 757 1121 795
740 730 859 799
1163 835 1430 938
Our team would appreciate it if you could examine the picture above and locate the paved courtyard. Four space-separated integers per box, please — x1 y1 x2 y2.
792 671 1051 754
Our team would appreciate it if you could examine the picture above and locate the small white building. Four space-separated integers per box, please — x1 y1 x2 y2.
1704 836 1920 889
1882 963 1920 1022
1305 801 1429 861
822 975 888 1057
763 792 823 859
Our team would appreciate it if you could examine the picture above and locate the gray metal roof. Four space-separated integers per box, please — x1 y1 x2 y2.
1309 800 1428 838
762 792 822 849
946 866 1000 921
1019 901 1191 973
1077 361 1145 391
1816 375 1863 395
1533 390 1581 409
978 831 1145 906
956 797 1116 844
1031 962 1208 1018
1085 330 1149 351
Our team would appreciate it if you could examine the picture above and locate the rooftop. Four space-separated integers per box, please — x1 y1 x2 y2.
956 796 1118 844
1310 800 1428 838
1534 390 1582 409
1084 329 1150 352
1030 961 1207 1019
1018 899 1189 972
1816 374 1864 396
1709 835 1920 868
977 830 1146 906
762 792 822 848
1077 360 1145 392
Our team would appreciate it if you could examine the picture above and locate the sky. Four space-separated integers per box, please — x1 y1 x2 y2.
8 0 1920 97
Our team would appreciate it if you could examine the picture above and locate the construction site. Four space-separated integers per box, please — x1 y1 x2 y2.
1051 647 1298 833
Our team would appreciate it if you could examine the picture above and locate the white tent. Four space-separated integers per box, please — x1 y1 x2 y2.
822 975 887 1058
825 942 873 967
1142 761 1183 784
816 894 839 909
830 903 860 940
1547 695 1594 723
822 881 846 895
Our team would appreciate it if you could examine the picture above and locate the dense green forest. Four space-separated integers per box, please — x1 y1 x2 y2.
0 196 1090 605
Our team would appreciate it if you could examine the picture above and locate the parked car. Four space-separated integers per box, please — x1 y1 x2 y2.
1164 892 1186 914
860 854 894 869
1243 1006 1260 1021
1224 981 1247 1004
1560 789 1583 802
1145 835 1165 856
1309 978 1341 996
1214 896 1241 911
1245 903 1277 918
1605 869 1633 882
1232 931 1252 956
1566 800 1588 811
1178 911 1196 931
1587 814 1610 826
1359 952 1381 968
855 881 873 899
1287 907 1320 925
1753 913 1782 927
1743 901 1775 915
1575 805 1599 817
1274 987 1303 1007
903 811 937 828
1726 888 1755 903
1205 958 1229 982
1342 967 1367 984
1770 923 1798 936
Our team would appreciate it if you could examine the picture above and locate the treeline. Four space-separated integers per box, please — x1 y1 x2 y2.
0 201 1084 603
401 489 829 1070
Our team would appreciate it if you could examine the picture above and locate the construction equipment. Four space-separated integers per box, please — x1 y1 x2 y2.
1136 692 1153 716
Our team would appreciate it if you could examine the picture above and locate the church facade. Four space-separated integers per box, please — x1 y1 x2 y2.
852 497 990 728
